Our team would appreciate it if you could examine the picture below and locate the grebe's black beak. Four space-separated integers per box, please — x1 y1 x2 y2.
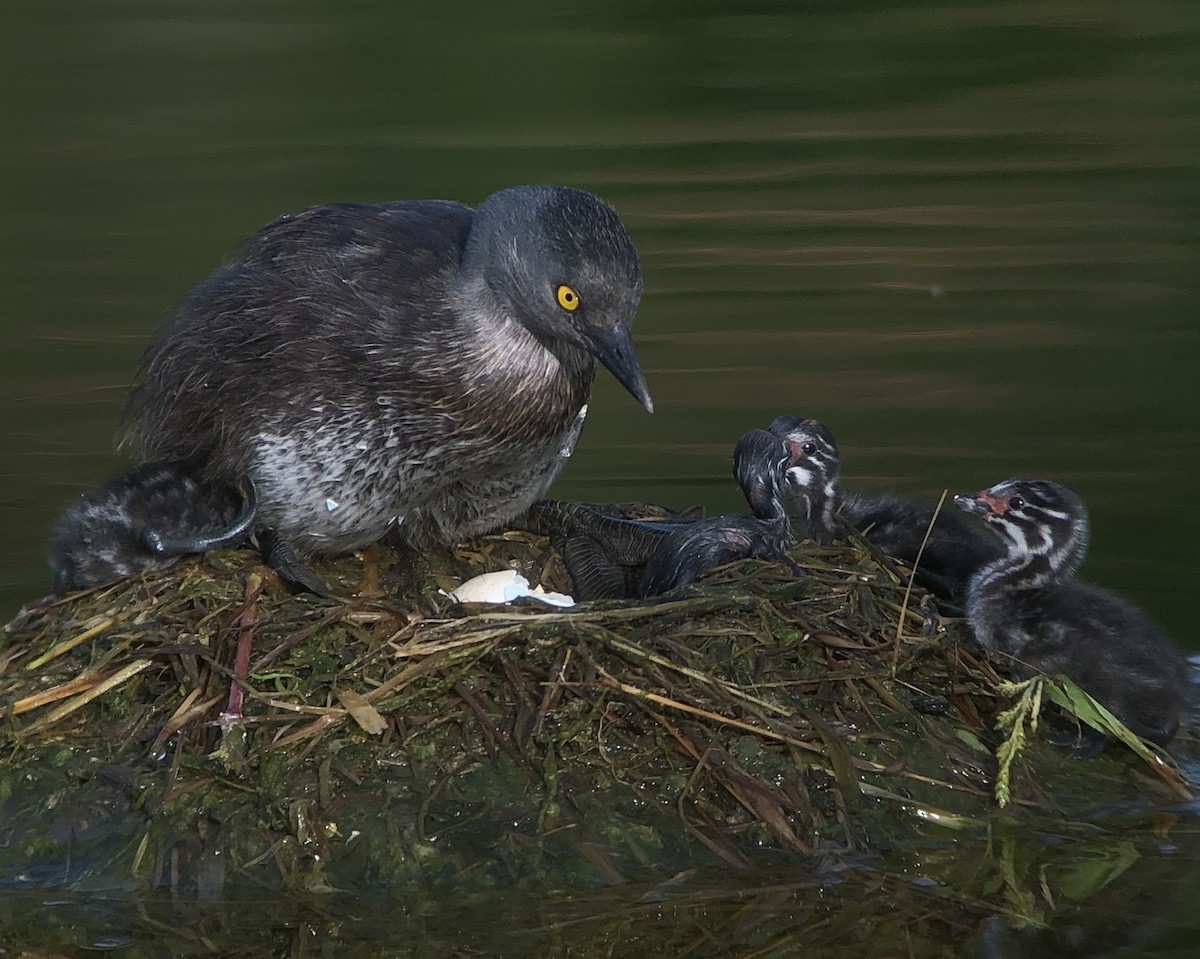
586 325 654 413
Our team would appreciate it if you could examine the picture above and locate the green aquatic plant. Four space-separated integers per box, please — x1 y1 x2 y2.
992 674 1188 807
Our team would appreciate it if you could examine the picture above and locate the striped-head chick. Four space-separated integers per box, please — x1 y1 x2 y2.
954 478 1089 585
767 415 841 545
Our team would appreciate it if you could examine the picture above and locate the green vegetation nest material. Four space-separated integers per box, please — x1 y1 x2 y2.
0 525 1189 901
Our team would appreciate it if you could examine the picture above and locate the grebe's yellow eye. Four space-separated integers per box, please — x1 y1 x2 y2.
556 284 580 312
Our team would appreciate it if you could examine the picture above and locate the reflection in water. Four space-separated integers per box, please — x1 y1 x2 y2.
3 833 1200 957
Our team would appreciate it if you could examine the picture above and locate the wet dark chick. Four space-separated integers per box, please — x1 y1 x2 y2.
639 429 796 597
956 478 1189 754
768 415 1000 603
48 463 256 595
52 185 652 594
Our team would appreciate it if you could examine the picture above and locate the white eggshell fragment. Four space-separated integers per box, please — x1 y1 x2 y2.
447 570 575 607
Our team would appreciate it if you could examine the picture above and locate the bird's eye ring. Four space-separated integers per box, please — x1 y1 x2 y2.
801 442 817 456
556 285 580 312
1008 496 1025 510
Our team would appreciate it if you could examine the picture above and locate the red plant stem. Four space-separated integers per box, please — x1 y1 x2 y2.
220 572 263 724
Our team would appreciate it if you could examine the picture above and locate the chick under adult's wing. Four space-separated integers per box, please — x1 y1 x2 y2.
48 462 256 594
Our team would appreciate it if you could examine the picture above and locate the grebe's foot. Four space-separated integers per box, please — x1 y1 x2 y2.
258 529 331 596
561 533 628 600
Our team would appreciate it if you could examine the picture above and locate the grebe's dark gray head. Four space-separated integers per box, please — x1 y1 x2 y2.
461 185 652 411
767 415 841 544
732 429 792 523
954 478 1089 580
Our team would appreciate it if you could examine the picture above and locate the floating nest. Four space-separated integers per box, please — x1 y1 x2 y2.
0 515 1191 920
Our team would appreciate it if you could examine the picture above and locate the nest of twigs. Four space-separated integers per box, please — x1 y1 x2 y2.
0 520 1189 900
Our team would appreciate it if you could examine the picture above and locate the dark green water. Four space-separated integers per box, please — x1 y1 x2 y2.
2 0 1198 953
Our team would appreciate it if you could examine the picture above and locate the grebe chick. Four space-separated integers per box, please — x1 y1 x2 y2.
768 415 1000 603
639 429 796 597
48 463 256 595
955 478 1189 753
58 185 651 594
